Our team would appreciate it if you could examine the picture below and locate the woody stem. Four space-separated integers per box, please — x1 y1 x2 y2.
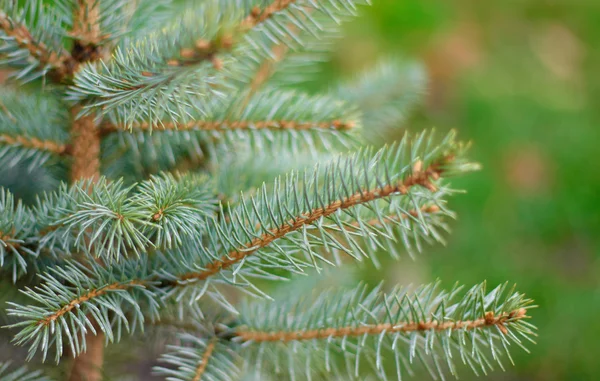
67 109 102 381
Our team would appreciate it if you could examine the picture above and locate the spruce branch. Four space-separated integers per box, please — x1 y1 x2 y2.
228 281 535 379
5 259 160 362
164 131 476 289
0 1 73 82
0 88 69 170
101 118 354 135
67 0 369 127
237 309 528 343
98 89 360 178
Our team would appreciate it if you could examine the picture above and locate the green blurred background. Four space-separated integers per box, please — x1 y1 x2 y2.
319 0 600 379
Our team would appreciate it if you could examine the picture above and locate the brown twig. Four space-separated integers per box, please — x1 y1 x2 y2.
0 99 16 123
99 119 355 137
192 338 217 381
0 134 68 155
235 309 529 342
38 280 146 326
71 0 101 45
241 0 298 29
70 109 100 181
0 229 19 251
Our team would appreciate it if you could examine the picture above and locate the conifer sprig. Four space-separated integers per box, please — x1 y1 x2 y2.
6 259 160 362
233 281 535 379
99 89 360 159
156 282 535 380
33 173 215 261
0 89 69 170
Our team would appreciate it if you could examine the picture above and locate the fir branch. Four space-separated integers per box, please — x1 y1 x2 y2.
149 131 478 309
98 89 360 170
179 159 442 283
232 281 536 379
37 280 145 326
105 89 361 160
193 338 216 381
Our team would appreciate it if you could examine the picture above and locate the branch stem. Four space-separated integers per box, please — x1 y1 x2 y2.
235 309 529 343
192 338 217 381
0 134 68 155
99 119 354 136
70 109 100 181
67 321 104 381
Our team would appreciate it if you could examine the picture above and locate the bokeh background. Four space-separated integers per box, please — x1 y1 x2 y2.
318 0 599 379
1 0 599 380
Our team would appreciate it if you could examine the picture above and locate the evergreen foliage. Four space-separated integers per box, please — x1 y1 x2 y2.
0 361 50 381
0 0 535 380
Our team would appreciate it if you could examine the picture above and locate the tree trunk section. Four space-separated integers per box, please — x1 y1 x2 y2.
70 108 100 181
68 109 104 381
68 322 104 381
